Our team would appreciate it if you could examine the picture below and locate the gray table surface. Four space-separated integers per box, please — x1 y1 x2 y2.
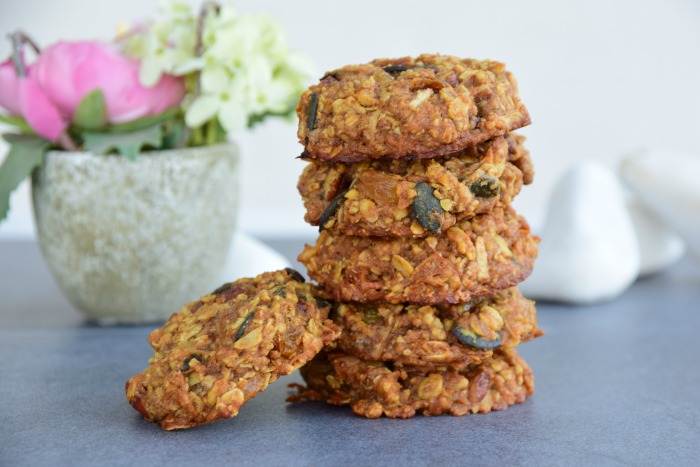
1 239 699 467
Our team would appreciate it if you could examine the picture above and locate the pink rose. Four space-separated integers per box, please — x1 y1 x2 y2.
33 41 185 124
0 59 22 115
0 57 67 141
0 41 185 141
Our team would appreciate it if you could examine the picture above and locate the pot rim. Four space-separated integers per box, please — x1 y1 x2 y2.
44 141 238 160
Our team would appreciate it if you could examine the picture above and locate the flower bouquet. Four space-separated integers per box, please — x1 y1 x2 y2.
0 1 311 323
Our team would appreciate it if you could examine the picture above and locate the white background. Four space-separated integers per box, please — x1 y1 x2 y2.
1 0 699 239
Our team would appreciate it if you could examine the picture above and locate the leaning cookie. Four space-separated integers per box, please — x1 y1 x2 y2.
125 269 340 430
297 54 530 162
299 206 539 304
329 288 541 368
289 348 533 418
298 134 532 237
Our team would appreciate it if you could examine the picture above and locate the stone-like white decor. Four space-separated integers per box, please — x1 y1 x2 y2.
521 163 640 304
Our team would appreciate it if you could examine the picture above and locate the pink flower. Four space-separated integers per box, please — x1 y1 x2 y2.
0 59 22 115
33 41 185 124
18 74 68 141
0 57 67 141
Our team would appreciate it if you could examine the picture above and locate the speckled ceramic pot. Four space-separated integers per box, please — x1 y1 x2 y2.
31 144 239 324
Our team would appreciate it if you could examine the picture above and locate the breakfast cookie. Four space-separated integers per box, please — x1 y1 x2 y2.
297 54 530 162
289 348 533 418
125 269 340 430
299 206 539 304
329 288 541 368
298 134 532 237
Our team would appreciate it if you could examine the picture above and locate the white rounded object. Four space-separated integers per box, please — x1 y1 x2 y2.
521 162 640 304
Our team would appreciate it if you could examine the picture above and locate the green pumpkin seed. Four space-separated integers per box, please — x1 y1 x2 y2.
306 92 319 131
469 175 500 198
284 268 305 283
411 182 444 233
383 64 410 75
211 282 232 295
234 313 254 342
452 326 502 350
319 188 348 231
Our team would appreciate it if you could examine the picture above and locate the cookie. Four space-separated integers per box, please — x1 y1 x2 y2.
299 206 539 304
329 288 541 368
125 269 340 430
297 54 530 162
298 134 532 237
289 348 533 418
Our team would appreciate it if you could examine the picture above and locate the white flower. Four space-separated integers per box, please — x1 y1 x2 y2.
120 0 312 133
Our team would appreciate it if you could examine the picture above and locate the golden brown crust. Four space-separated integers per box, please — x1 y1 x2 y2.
125 269 340 430
289 348 533 418
328 288 541 368
297 54 530 162
299 206 539 304
298 134 533 237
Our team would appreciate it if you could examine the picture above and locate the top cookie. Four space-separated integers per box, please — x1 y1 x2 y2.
297 54 530 162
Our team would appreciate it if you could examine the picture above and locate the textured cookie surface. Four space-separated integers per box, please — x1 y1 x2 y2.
297 54 530 161
298 134 532 237
329 288 541 367
289 349 533 418
125 269 340 430
299 206 539 304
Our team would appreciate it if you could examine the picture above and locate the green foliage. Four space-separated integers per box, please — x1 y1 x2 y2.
0 134 50 221
108 107 179 133
82 124 163 160
72 90 108 130
0 114 34 134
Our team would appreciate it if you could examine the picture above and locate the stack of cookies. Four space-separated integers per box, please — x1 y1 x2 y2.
292 54 542 418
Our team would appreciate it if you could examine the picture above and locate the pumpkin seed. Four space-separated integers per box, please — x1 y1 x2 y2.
319 188 348 231
411 182 444 233
211 282 232 295
452 326 502 350
234 312 254 341
284 268 305 283
306 92 319 131
469 175 500 198
383 64 409 75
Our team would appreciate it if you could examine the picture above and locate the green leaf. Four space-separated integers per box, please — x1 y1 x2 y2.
82 124 163 160
0 134 50 221
0 114 34 134
108 107 179 133
162 118 188 149
72 89 108 130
